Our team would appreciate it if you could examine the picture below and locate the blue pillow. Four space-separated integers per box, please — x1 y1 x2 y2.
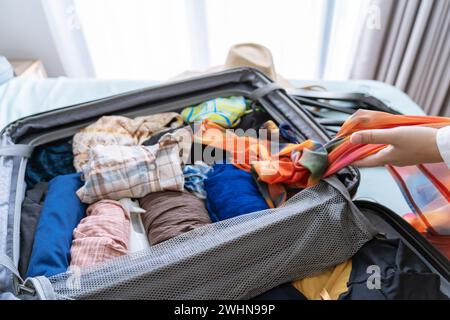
204 164 269 222
27 173 86 277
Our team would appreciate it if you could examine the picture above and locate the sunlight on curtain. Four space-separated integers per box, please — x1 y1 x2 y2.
324 0 368 80
205 0 325 79
74 0 364 81
74 0 192 80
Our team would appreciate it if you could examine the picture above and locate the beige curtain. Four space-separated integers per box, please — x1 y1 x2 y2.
350 0 450 116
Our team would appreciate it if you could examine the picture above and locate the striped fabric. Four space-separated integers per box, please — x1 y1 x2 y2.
72 113 183 172
70 200 130 269
77 127 192 204
181 96 247 128
182 161 212 199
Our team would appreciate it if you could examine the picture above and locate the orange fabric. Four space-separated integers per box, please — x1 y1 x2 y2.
336 111 450 137
195 110 450 207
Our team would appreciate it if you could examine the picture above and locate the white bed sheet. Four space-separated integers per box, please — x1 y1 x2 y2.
0 77 156 130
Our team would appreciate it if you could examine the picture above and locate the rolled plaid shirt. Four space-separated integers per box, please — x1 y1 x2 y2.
77 127 192 204
72 113 183 172
70 200 130 269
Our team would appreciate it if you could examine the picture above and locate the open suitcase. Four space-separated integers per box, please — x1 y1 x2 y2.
0 68 449 300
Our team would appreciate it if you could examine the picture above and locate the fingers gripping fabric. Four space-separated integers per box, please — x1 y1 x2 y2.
48 179 377 300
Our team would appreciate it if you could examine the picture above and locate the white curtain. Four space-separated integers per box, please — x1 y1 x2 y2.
72 0 367 81
350 0 450 115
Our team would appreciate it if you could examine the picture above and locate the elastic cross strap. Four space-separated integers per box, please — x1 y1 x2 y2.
0 253 23 283
248 83 284 101
0 145 34 158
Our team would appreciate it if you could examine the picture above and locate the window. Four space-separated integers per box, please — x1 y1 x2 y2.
73 0 367 81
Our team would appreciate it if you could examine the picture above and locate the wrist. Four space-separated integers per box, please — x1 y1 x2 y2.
436 126 450 168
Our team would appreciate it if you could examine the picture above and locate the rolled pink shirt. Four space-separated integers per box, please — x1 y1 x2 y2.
70 200 130 269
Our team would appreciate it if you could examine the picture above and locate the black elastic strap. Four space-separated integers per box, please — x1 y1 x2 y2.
248 83 284 101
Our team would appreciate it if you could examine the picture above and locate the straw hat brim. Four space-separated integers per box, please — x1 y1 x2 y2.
173 65 294 89
173 43 295 88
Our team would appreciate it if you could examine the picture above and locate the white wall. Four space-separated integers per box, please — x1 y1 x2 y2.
0 0 67 76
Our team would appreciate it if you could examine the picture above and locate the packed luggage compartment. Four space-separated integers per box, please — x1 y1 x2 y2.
1 68 449 300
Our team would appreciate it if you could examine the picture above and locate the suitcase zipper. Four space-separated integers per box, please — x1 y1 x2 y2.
17 283 35 295
0 253 36 297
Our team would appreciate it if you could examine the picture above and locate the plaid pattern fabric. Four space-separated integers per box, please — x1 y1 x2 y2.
70 200 130 269
73 113 183 172
158 126 192 165
77 128 192 204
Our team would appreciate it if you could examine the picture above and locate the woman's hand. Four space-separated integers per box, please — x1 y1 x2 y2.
350 126 443 167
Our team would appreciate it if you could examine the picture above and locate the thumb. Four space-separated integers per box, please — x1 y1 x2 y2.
351 146 394 167
350 129 397 145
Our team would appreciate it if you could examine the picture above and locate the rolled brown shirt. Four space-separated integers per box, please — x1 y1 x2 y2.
139 191 211 245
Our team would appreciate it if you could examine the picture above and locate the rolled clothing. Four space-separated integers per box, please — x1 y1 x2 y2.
237 107 272 132
279 123 300 144
181 96 247 128
142 123 195 146
19 182 48 276
204 163 269 222
142 122 227 165
143 124 198 164
259 120 298 145
77 127 192 204
139 191 211 245
183 161 212 199
25 141 75 188
27 173 86 277
72 113 183 171
70 200 130 269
